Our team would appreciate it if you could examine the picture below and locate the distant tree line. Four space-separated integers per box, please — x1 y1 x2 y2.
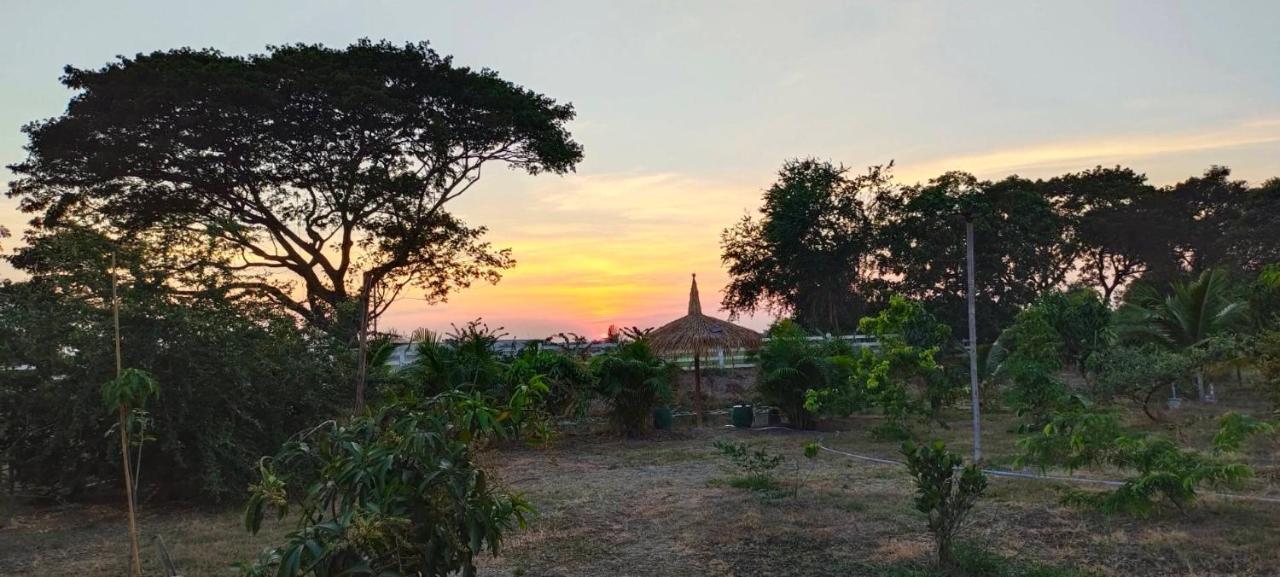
722 160 1280 339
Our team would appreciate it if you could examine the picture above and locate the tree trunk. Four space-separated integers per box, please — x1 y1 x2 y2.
354 275 372 414
694 353 704 427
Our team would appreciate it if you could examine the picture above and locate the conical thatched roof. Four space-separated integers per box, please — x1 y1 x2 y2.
648 274 763 355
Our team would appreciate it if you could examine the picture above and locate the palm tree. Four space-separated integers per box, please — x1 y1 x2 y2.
1117 269 1248 401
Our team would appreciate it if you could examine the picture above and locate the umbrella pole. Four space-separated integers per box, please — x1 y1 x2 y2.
694 352 703 427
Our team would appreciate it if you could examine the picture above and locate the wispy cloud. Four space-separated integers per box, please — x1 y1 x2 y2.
385 172 768 337
898 118 1280 182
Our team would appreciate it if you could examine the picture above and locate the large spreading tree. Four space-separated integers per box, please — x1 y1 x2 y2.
720 159 889 333
875 172 1070 341
8 40 583 340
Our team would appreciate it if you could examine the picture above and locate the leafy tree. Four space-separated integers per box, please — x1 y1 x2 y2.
875 172 1069 342
1042 167 1170 302
1116 269 1248 400
1212 412 1275 455
243 391 537 577
756 320 854 429
591 340 676 438
7 40 582 341
0 228 346 501
1164 167 1280 276
1033 287 1112 372
902 440 987 572
807 296 951 438
988 307 1070 428
1085 344 1191 419
102 368 159 577
721 160 889 333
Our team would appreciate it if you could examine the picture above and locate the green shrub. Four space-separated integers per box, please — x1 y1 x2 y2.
757 320 854 429
1017 409 1253 516
591 340 676 437
902 440 988 571
507 343 594 418
806 296 951 438
1212 412 1275 454
242 389 539 577
714 440 784 492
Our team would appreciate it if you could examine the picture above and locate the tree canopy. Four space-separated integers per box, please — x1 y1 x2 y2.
7 40 583 338
720 159 888 333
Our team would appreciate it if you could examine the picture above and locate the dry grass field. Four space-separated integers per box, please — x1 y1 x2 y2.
4 402 1279 577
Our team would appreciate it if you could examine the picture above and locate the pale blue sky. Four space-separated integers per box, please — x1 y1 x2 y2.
3 1 1279 336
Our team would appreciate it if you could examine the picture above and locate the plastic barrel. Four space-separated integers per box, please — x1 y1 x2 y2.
731 404 754 428
653 406 674 430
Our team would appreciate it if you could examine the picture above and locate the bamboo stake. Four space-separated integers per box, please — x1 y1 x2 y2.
112 253 144 576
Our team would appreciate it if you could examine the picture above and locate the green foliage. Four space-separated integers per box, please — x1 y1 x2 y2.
101 368 159 412
714 440 784 482
242 392 534 577
757 320 854 429
0 229 347 502
1085 344 1189 403
1034 287 1112 371
876 172 1069 342
1212 412 1275 454
1250 264 1280 329
400 321 509 396
720 160 891 333
1016 409 1253 516
990 308 1070 427
1117 269 1248 399
1117 269 1247 351
1258 329 1280 409
902 440 988 571
807 296 951 438
591 340 676 437
507 342 594 418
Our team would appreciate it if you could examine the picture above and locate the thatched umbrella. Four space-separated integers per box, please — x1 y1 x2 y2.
648 274 763 425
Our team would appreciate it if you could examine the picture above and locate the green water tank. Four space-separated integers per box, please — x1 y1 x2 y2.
653 406 674 430
731 404 754 428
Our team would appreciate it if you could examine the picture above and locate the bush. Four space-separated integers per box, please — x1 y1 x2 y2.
243 390 536 577
507 342 593 418
591 340 676 437
806 296 952 438
902 440 987 571
1016 409 1253 516
714 440 785 492
757 320 853 429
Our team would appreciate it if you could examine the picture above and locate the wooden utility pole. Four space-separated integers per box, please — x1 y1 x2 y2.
964 218 983 463
353 274 372 414
112 253 143 576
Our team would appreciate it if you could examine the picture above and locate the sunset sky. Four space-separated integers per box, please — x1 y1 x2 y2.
3 1 1280 338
